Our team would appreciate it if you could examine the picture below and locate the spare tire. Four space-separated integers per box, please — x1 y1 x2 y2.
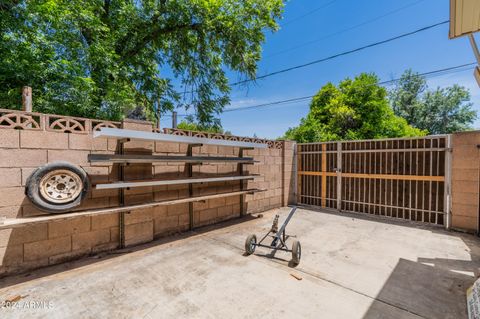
25 162 90 213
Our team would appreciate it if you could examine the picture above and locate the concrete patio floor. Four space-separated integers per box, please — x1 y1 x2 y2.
1 207 479 319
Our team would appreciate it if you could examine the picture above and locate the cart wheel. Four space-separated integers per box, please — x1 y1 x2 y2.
245 234 257 255
26 162 90 213
292 240 301 265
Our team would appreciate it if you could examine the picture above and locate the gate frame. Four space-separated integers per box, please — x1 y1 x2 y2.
295 135 452 229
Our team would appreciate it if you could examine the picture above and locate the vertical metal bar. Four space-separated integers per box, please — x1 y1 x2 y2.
297 145 302 204
337 142 342 211
239 147 245 216
444 135 452 229
118 138 129 249
321 144 327 207
293 143 298 205
409 140 412 220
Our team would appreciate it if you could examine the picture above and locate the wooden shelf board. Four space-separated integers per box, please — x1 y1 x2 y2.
94 127 268 149
95 175 260 190
0 189 265 230
88 154 257 164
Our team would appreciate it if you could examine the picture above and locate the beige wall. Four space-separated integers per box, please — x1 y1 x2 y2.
451 131 480 232
0 109 295 277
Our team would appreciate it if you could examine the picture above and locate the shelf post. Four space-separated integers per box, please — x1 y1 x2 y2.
187 143 203 230
239 147 254 216
117 138 130 248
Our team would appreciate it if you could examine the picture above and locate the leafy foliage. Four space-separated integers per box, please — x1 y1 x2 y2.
177 115 230 134
0 0 283 123
284 73 425 142
389 69 477 134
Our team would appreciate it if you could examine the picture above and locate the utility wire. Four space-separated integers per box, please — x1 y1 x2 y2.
266 0 428 59
165 62 475 118
231 20 449 86
221 62 477 113
281 0 341 26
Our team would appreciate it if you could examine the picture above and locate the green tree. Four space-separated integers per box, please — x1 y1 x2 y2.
0 0 283 124
389 69 477 134
177 115 224 134
284 73 425 142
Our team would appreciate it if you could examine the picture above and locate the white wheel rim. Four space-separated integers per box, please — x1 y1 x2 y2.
39 170 83 204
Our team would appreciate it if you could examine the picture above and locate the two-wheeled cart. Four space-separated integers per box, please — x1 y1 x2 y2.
244 206 301 265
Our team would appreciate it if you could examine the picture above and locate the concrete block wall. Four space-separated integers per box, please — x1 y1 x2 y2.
0 109 294 276
451 131 480 232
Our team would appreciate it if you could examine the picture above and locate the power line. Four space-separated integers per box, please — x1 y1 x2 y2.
281 0 341 26
221 62 476 113
231 20 449 86
265 0 428 59
166 62 475 117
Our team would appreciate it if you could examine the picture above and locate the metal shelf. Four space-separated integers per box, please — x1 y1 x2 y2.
88 154 256 164
93 127 268 149
95 175 260 190
0 189 265 230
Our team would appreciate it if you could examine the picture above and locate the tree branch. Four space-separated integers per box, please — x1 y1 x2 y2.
121 22 201 59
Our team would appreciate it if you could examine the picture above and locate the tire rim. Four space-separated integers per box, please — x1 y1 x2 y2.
296 245 301 260
39 170 83 204
250 238 256 252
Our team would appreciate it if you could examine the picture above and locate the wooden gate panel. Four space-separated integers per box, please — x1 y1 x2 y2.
297 136 450 226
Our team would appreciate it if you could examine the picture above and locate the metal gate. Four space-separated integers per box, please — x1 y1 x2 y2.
296 136 451 227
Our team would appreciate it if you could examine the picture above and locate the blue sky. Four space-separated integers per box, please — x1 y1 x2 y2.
161 0 479 139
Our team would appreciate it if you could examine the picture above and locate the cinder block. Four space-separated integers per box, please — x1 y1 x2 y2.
452 168 479 182
199 208 218 223
451 191 478 207
155 142 180 153
0 168 21 187
47 150 90 166
452 180 478 195
21 167 37 186
153 215 178 235
24 236 72 262
48 248 90 265
452 203 477 218
0 129 20 148
208 197 226 209
110 227 119 242
122 119 153 131
91 213 118 230
154 189 179 202
124 193 153 205
124 221 153 246
218 205 233 217
124 208 153 225
72 228 111 251
91 242 118 254
69 134 108 151
0 168 22 188
48 216 91 238
22 204 47 218
0 206 21 219
77 197 111 210
0 187 26 207
20 130 68 149
452 131 480 146
451 215 477 231
0 244 24 266
167 203 188 216
0 223 47 247
152 205 167 219
0 149 47 168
